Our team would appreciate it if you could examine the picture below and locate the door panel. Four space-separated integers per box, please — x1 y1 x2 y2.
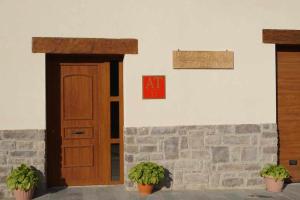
277 45 300 182
60 64 101 185
63 75 94 120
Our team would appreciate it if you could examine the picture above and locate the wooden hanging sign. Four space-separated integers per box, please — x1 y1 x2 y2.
173 50 234 69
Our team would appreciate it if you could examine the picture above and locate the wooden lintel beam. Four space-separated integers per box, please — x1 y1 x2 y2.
32 37 138 54
263 29 300 44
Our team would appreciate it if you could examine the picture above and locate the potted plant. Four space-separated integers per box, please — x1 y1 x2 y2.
128 162 165 195
260 164 289 192
6 164 39 200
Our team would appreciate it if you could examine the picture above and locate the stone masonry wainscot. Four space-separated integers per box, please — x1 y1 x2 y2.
0 130 46 199
124 124 278 190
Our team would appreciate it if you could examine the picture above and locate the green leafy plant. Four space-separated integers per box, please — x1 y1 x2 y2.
6 164 39 191
260 164 290 181
128 162 165 185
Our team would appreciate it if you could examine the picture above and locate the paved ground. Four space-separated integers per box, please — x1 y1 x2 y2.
33 184 300 200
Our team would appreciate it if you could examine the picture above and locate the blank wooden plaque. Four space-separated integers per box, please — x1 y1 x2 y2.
173 51 234 69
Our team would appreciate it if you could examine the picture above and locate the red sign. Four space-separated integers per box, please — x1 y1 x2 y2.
143 76 166 99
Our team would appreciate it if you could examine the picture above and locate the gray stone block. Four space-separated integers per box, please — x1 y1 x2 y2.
216 125 235 135
189 133 204 149
204 135 221 145
262 132 277 138
223 135 250 145
192 150 210 160
217 164 243 171
177 127 187 135
209 174 220 187
125 145 138 153
135 154 150 161
262 124 277 131
8 157 31 165
180 151 191 158
158 140 164 152
241 147 257 161
0 176 6 184
262 124 270 130
244 163 261 171
0 155 7 165
251 135 258 145
212 147 229 163
137 127 149 135
150 153 163 160
183 173 209 184
263 146 277 154
32 158 45 165
16 141 33 150
0 141 15 150
0 166 10 176
222 178 244 187
247 178 263 186
180 136 188 149
136 136 157 144
125 136 135 145
260 138 277 146
197 126 216 135
125 128 137 135
151 127 176 135
3 130 44 141
184 184 208 190
164 137 179 160
230 147 241 162
125 154 134 163
35 130 45 140
34 142 45 150
10 151 37 157
174 170 183 184
175 160 199 170
235 124 261 134
140 146 157 153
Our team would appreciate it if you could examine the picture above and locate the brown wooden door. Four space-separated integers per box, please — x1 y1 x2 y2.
46 55 124 187
277 45 300 182
60 64 105 185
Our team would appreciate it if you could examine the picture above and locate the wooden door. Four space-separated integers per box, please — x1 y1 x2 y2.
46 55 124 187
60 64 106 185
277 45 300 182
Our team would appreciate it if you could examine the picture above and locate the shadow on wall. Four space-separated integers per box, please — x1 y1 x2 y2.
32 166 67 198
154 168 173 192
32 167 47 198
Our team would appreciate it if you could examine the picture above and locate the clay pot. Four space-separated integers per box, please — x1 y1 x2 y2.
264 177 284 192
14 189 34 200
137 184 154 195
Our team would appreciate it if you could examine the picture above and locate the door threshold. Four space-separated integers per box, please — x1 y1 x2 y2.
49 184 124 189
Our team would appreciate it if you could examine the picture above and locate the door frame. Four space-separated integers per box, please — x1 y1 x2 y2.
263 29 300 181
276 44 300 182
45 54 124 187
32 37 137 187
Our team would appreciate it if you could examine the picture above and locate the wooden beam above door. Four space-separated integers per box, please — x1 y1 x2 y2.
263 29 300 44
32 37 138 54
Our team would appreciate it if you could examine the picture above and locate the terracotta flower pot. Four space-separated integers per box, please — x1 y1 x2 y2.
14 189 34 200
264 177 284 192
137 184 154 195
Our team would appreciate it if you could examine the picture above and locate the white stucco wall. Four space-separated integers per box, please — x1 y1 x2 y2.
0 0 299 129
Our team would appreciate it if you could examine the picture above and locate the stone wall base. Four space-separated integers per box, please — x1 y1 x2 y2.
0 130 46 199
0 124 278 198
124 124 278 190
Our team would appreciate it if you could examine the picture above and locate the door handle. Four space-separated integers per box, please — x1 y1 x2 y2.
72 131 84 135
